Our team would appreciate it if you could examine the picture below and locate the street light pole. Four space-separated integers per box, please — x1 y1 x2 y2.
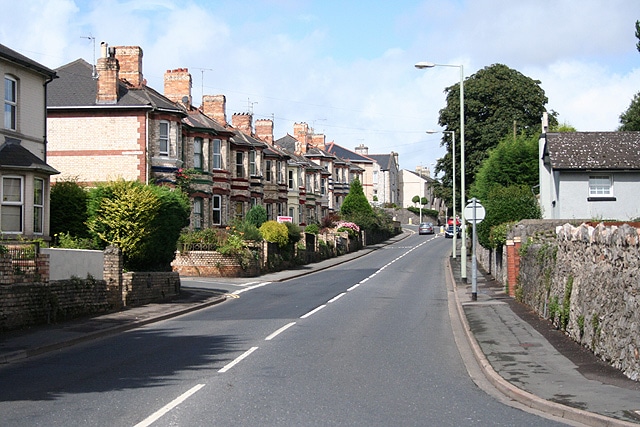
416 61 466 280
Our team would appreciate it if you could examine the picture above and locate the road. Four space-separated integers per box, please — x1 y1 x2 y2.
0 232 568 426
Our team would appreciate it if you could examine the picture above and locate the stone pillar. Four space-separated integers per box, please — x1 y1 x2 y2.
103 246 123 309
36 253 49 283
0 253 13 285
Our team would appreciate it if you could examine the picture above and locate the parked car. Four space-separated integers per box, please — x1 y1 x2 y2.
444 224 461 238
418 222 435 235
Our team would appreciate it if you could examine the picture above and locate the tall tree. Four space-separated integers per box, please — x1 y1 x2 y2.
619 92 640 131
470 133 540 202
435 64 556 201
636 20 640 53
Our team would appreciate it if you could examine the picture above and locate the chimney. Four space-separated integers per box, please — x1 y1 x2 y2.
542 111 549 133
164 68 192 108
232 112 253 135
355 143 368 155
96 42 119 104
202 94 227 126
255 119 274 144
114 46 144 87
293 122 310 154
311 133 325 149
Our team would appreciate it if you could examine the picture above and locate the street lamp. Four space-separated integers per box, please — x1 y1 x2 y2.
415 61 467 281
426 130 456 259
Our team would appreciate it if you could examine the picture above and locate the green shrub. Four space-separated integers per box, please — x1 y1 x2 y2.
305 223 319 234
285 221 302 244
259 220 289 247
245 205 268 228
55 232 100 249
50 179 89 238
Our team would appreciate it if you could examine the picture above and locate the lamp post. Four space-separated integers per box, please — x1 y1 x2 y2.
416 61 466 281
426 130 456 258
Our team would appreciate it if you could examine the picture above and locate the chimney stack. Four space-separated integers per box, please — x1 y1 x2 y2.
311 133 325 149
96 42 119 104
355 143 369 155
202 94 227 126
164 68 192 108
232 112 253 135
255 119 274 144
114 46 144 87
293 122 310 154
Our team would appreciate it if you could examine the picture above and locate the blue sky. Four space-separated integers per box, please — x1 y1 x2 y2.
2 0 640 174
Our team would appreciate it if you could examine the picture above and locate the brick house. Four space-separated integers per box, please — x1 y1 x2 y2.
0 43 59 241
47 43 186 186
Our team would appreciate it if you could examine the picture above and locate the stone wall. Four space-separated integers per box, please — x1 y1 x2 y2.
517 222 640 380
172 250 259 277
123 272 181 307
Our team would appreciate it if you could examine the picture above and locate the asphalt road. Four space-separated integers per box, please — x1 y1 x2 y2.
0 232 568 426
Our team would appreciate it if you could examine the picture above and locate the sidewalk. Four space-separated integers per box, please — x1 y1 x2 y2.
1 232 639 425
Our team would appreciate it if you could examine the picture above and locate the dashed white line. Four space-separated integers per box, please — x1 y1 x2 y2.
265 322 296 340
300 305 326 319
218 347 259 373
134 383 205 427
328 293 346 303
347 283 361 291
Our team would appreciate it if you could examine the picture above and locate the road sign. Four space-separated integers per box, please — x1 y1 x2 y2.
464 199 485 224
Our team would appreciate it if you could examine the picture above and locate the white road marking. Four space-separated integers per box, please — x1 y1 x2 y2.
134 383 205 427
300 305 326 319
232 281 271 295
265 322 296 340
328 292 346 303
218 347 259 373
347 283 361 291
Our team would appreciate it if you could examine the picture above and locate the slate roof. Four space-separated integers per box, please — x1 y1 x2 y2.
325 142 374 163
47 58 184 114
367 154 395 171
404 169 437 183
0 138 59 175
543 132 640 170
0 43 56 78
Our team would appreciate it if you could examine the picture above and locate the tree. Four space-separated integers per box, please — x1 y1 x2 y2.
340 178 373 219
50 179 89 239
435 64 557 201
618 92 640 131
246 205 268 227
411 195 420 206
470 133 540 202
636 20 640 53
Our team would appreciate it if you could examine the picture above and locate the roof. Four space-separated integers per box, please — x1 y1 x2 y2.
0 43 57 78
543 132 640 170
367 154 396 171
325 142 374 163
403 169 437 183
0 137 59 175
47 58 183 114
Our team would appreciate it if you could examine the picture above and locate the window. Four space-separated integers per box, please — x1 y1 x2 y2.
212 195 221 225
236 152 244 177
4 76 17 130
159 121 170 156
212 139 222 169
589 175 612 197
289 206 295 219
235 201 244 221
288 170 294 189
194 138 203 170
33 178 44 234
193 197 203 230
265 160 272 182
277 161 283 184
249 150 257 176
1 176 23 233
321 178 326 195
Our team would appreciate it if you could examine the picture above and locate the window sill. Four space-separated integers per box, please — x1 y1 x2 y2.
587 197 616 202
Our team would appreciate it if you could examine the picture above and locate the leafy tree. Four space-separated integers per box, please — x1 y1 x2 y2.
636 20 640 53
50 179 89 239
470 133 539 202
435 63 557 202
411 195 420 206
86 180 189 270
259 220 289 247
476 185 541 249
618 92 640 131
340 178 373 219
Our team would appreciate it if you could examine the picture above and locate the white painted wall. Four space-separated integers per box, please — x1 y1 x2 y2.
42 248 104 281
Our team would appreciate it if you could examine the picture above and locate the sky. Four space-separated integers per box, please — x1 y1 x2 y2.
2 0 640 176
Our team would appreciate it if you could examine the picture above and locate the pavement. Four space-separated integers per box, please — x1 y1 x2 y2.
1 230 640 426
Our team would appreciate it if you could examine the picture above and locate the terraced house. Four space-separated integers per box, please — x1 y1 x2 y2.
0 43 58 241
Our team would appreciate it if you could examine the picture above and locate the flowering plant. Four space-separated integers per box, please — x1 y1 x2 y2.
336 221 360 233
